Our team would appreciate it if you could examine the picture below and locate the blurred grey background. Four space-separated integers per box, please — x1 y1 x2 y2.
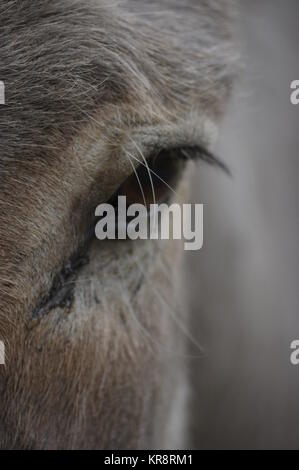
188 0 299 449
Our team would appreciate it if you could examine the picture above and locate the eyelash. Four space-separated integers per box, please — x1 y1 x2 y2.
174 145 230 174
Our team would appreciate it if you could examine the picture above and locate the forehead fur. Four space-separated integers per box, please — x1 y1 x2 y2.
0 0 237 168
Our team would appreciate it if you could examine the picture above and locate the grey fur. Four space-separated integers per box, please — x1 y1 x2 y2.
0 0 237 449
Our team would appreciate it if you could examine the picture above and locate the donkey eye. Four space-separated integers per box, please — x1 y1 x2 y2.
109 149 186 208
108 144 228 209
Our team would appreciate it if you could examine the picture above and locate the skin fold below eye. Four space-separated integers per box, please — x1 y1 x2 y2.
31 249 90 320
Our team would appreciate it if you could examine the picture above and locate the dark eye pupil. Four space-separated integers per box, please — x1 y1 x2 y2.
110 150 185 207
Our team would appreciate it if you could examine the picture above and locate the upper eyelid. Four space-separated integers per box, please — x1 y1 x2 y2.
127 115 218 153
124 116 227 173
